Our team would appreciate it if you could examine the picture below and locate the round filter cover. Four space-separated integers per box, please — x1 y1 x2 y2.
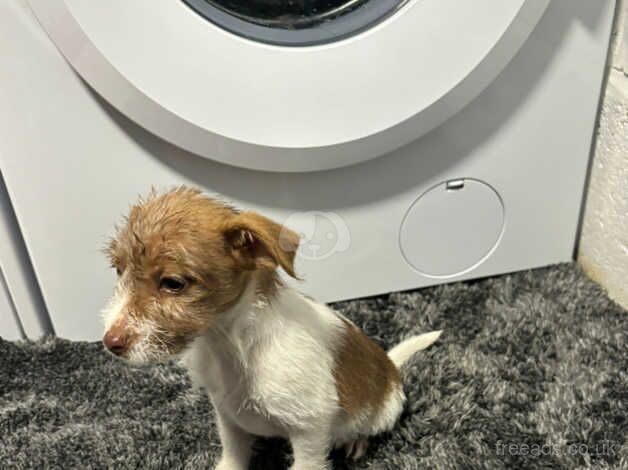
400 179 505 278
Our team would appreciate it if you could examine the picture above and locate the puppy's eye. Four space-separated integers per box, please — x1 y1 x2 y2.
115 267 122 276
160 277 186 293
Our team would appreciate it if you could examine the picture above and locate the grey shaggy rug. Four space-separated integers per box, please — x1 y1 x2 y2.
1 264 627 469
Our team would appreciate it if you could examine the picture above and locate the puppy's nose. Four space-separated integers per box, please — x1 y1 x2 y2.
103 331 128 355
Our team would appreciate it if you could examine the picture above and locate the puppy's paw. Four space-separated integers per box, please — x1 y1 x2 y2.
214 456 246 470
344 437 368 461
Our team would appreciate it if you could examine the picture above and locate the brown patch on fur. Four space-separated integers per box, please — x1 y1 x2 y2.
104 186 300 357
333 320 401 416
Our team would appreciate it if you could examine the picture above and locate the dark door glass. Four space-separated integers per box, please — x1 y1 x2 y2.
208 0 367 29
183 0 406 46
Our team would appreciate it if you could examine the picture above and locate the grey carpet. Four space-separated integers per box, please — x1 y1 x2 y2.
1 263 626 469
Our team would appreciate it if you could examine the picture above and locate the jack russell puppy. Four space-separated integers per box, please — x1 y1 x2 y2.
102 187 441 470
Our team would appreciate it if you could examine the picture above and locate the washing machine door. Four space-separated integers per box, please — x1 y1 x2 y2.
28 0 549 172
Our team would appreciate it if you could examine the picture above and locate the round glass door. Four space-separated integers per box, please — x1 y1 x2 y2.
183 0 407 46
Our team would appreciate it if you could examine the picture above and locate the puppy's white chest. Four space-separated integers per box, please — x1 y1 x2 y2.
224 396 284 438
183 337 282 438
208 371 282 438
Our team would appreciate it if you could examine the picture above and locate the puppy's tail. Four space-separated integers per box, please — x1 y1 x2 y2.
387 330 442 368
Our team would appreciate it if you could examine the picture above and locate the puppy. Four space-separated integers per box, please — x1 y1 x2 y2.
102 187 441 470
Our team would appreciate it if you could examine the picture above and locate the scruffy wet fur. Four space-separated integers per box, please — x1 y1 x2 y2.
102 186 441 470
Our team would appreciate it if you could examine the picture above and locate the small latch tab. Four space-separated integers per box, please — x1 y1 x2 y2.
446 179 465 191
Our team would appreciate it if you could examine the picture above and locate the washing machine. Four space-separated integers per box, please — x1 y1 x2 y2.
0 0 615 340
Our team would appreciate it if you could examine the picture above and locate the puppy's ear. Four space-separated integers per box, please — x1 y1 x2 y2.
223 211 300 279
